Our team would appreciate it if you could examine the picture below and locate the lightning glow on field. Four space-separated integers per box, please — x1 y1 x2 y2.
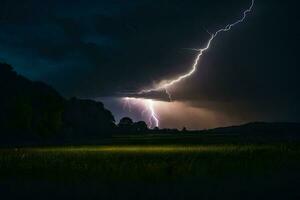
124 0 255 128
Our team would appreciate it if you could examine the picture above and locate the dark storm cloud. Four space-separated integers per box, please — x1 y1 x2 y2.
0 0 299 124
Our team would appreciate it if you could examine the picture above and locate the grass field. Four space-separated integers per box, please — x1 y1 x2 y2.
0 134 300 199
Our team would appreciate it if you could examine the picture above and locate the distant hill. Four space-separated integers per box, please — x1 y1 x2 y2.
200 122 300 136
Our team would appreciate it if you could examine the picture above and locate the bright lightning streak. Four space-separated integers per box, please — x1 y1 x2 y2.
147 99 159 128
139 0 255 95
124 0 255 128
122 97 159 128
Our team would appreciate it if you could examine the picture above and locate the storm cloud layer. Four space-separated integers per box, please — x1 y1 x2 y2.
0 0 299 128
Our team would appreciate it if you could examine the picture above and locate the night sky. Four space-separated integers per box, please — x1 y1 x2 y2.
0 0 299 129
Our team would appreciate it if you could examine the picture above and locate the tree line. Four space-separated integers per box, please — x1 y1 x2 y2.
0 63 166 145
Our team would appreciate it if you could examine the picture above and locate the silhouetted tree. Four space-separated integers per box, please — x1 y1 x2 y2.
63 97 116 139
133 121 148 132
118 117 133 132
0 63 116 144
153 127 159 131
0 63 65 141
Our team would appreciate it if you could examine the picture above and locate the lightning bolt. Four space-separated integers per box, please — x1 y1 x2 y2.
147 99 159 128
122 97 159 128
139 0 254 95
125 0 255 128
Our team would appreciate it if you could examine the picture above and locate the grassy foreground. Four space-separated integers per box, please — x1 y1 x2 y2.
0 135 300 199
0 144 299 180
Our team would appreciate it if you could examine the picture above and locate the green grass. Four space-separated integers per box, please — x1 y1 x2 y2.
1 143 299 182
1 135 300 199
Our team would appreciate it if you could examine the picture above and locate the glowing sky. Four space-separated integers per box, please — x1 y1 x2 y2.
101 97 255 130
1 0 299 129
124 0 255 128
